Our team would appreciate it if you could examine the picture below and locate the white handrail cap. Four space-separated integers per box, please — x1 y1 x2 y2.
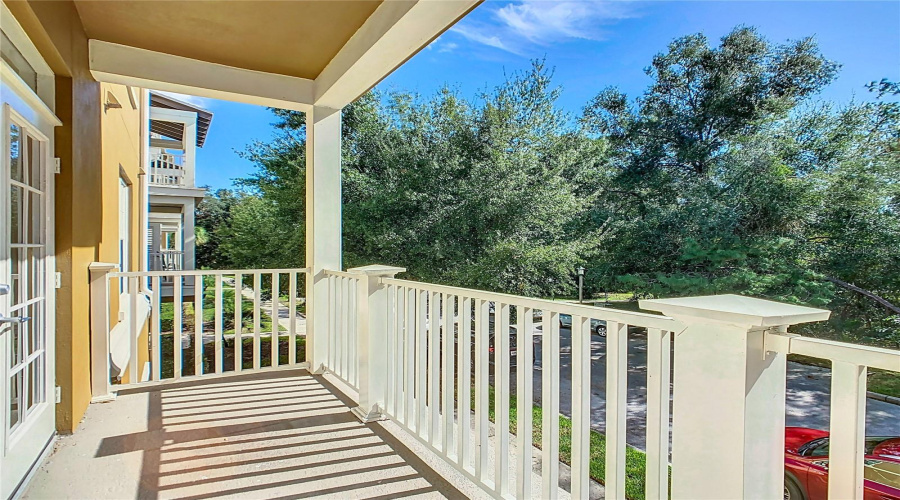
640 294 831 327
347 264 407 277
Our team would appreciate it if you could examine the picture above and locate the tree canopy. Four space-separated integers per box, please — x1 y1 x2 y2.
196 27 899 348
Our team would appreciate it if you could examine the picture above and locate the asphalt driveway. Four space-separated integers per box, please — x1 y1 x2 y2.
520 326 900 451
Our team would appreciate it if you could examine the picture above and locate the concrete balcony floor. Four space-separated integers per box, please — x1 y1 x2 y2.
23 369 470 499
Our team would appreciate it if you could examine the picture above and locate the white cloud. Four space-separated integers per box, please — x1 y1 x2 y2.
452 25 517 53
451 0 638 55
439 42 460 53
155 90 213 110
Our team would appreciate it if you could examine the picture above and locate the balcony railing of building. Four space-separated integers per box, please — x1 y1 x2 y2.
149 249 184 272
149 153 186 186
87 263 900 500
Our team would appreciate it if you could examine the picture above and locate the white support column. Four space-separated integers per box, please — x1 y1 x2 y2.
348 264 406 422
305 106 342 373
88 262 119 402
182 200 196 291
640 295 830 500
182 113 197 187
182 200 195 271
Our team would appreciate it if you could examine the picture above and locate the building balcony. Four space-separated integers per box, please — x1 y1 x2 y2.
150 249 184 272
51 265 900 500
148 153 187 187
24 369 482 499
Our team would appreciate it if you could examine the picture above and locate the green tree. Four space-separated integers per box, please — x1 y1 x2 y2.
195 188 238 269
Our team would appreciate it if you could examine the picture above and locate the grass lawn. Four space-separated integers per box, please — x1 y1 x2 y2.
483 385 665 500
159 286 289 335
867 370 900 399
158 335 306 378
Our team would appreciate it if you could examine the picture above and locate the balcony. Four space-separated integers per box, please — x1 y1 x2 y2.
148 153 187 187
24 368 497 499
150 249 184 272
39 266 900 499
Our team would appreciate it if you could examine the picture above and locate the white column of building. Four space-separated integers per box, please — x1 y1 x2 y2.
182 198 196 272
305 106 342 373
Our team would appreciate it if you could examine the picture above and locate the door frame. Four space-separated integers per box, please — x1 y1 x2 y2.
1 3 60 497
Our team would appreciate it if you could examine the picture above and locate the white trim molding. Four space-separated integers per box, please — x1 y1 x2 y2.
89 40 315 112
314 0 479 109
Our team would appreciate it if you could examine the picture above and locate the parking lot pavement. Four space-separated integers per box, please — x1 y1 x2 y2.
517 326 900 452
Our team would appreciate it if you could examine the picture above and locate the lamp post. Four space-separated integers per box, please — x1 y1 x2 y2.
578 266 585 304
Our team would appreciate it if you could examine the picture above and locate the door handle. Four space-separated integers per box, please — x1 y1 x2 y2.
0 315 30 324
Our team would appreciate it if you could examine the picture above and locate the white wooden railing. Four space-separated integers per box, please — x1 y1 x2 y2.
89 266 308 398
321 266 900 500
86 259 900 499
323 269 361 390
150 250 184 272
149 153 186 186
380 277 680 499
764 332 900 500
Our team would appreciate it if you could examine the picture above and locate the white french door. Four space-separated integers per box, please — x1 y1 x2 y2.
0 104 55 500
1 6 59 497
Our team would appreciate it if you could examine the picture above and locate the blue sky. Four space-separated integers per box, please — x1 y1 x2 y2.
179 0 900 190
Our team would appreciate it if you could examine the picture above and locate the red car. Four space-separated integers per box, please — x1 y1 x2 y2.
785 427 900 500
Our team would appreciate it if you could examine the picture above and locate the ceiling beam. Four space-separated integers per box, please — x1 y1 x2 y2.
314 0 480 109
89 40 315 111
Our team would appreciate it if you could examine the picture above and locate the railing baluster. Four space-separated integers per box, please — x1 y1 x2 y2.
327 275 335 369
194 274 203 376
151 276 161 381
542 310 560 498
429 291 441 447
572 315 591 499
336 276 344 378
271 272 279 367
646 328 671 500
406 287 416 430
416 289 428 436
289 271 297 365
606 321 628 499
173 276 183 379
394 285 405 420
516 306 533 498
350 277 358 387
253 272 261 370
458 296 473 471
495 303 511 495
475 298 489 484
828 361 867 500
214 275 223 374
129 276 140 381
386 283 396 415
234 273 242 373
342 277 349 380
442 294 455 457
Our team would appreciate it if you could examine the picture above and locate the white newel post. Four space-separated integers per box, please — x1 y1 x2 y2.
306 106 342 373
640 295 830 500
348 264 406 422
89 262 119 402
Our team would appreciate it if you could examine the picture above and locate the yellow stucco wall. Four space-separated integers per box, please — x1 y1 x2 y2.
100 83 148 384
4 0 147 432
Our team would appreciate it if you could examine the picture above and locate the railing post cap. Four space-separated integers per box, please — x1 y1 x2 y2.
640 294 831 328
347 264 406 277
89 262 119 274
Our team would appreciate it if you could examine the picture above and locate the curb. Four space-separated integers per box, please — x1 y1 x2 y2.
867 391 900 406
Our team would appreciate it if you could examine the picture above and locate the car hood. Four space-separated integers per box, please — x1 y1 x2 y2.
785 427 828 454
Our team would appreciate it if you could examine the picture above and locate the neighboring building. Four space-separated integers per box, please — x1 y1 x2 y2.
146 92 211 298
